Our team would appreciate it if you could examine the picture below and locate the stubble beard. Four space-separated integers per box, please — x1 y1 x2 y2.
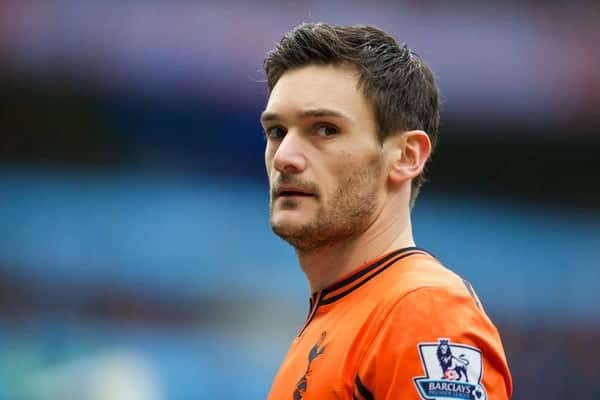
270 157 383 252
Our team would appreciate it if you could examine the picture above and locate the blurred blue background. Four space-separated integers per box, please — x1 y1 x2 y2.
1 1 599 399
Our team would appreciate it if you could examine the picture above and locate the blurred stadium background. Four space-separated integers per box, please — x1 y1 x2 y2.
1 1 599 399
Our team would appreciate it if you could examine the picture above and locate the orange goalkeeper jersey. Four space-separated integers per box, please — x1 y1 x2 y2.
267 247 512 400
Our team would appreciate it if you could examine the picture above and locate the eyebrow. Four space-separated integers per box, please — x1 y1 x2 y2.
260 108 352 124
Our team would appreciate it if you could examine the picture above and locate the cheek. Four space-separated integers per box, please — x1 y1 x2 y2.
334 151 364 174
328 152 382 191
322 154 357 192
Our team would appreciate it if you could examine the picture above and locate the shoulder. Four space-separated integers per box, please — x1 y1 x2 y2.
374 252 475 311
365 251 500 340
353 252 512 399
362 252 503 358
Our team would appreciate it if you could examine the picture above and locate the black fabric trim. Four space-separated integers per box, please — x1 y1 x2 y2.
309 292 318 310
355 375 374 400
320 250 424 305
323 247 421 293
298 291 323 336
297 247 431 336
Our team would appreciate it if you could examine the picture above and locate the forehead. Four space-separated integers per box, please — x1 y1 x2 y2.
265 64 373 121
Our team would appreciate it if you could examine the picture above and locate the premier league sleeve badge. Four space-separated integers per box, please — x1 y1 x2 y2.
413 338 487 400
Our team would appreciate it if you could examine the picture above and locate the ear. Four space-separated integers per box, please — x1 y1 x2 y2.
385 130 432 184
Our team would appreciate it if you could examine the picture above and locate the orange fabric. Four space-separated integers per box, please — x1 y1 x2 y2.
267 248 512 400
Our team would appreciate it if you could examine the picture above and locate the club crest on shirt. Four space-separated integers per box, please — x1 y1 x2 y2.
413 338 487 400
294 331 327 400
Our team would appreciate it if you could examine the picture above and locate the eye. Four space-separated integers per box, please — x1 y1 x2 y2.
264 126 287 140
314 124 339 137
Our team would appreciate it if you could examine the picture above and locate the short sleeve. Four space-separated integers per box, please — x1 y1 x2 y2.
353 286 512 400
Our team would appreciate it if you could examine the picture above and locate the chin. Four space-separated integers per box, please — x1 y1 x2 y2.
271 213 306 234
271 224 313 250
271 209 308 230
270 212 328 251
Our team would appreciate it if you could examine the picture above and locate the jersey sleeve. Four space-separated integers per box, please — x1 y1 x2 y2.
353 285 512 400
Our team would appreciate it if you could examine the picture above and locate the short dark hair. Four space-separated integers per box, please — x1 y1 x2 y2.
263 22 440 207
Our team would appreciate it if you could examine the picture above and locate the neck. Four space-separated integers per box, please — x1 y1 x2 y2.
296 206 415 293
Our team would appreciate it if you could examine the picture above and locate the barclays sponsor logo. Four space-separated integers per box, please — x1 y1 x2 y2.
413 339 486 400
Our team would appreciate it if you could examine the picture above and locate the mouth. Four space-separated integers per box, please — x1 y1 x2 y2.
274 186 315 198
276 190 313 198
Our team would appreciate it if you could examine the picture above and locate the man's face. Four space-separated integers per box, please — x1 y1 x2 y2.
262 64 386 251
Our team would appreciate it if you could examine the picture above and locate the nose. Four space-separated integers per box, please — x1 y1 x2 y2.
272 131 307 174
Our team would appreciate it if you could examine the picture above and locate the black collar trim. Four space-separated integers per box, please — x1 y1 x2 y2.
298 247 432 336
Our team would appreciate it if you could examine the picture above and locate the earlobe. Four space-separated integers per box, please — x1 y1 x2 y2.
387 130 432 184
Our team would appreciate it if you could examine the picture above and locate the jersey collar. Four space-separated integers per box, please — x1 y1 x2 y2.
300 247 432 336
317 246 432 305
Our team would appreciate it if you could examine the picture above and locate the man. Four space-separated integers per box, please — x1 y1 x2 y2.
261 23 512 400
